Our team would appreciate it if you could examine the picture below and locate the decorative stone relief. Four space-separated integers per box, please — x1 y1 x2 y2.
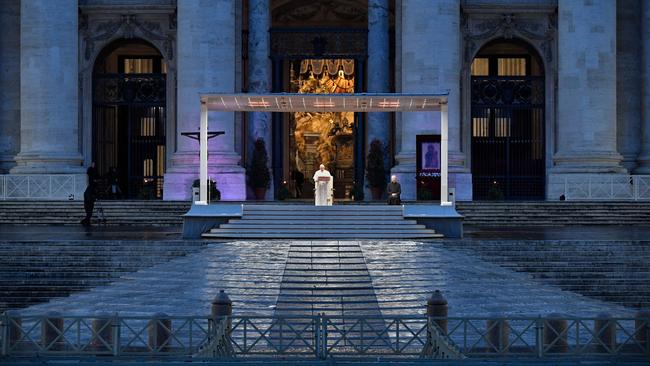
79 9 176 63
462 12 556 63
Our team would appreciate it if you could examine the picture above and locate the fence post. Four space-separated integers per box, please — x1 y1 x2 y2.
635 310 650 355
111 313 120 357
486 318 509 354
91 312 112 351
212 290 232 332
148 313 171 352
543 313 568 354
41 312 64 351
536 316 544 358
594 313 616 353
314 314 321 358
427 290 448 335
320 313 328 359
1 312 8 356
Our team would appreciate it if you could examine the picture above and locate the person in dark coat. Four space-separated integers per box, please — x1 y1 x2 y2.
387 175 401 205
291 169 305 198
105 166 121 199
81 162 98 226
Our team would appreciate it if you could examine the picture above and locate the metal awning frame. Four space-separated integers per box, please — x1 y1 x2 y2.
196 93 451 206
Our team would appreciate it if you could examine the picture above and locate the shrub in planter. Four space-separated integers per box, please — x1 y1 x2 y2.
247 138 271 199
365 139 387 199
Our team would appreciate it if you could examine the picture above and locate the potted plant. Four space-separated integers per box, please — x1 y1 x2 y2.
247 138 271 200
192 179 221 202
365 139 387 200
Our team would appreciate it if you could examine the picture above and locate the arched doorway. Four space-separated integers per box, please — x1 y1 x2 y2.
470 39 545 200
92 39 167 199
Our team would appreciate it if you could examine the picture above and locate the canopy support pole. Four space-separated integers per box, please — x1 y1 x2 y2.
198 100 208 204
441 103 451 206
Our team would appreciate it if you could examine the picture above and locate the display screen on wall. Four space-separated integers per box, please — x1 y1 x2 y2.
416 135 441 201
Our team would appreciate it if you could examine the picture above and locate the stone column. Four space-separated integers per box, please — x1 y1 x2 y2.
392 0 465 200
247 0 273 199
11 0 83 174
617 0 642 172
636 0 650 173
164 0 245 200
552 0 623 174
366 0 390 197
0 0 20 173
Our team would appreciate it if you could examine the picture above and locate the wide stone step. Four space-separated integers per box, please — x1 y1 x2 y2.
203 232 443 239
220 224 426 230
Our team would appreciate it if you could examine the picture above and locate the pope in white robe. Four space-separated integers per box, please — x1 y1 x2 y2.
313 164 333 206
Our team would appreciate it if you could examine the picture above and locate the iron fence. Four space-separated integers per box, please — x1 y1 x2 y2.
2 313 649 360
562 175 650 201
0 174 82 200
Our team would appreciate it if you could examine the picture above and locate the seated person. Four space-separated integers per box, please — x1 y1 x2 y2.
387 175 401 205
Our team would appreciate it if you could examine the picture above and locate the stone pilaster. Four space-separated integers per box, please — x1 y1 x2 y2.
636 0 650 173
11 0 83 174
164 0 245 200
247 0 272 199
0 0 20 173
552 0 623 174
392 0 468 200
367 0 390 196
616 0 642 172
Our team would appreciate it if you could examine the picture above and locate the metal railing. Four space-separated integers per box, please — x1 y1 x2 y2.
562 175 650 201
0 174 82 200
2 313 649 360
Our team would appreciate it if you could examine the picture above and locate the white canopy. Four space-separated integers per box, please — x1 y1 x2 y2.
200 93 448 112
196 92 451 205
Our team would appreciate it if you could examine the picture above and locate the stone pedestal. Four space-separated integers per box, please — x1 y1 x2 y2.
0 0 20 173
164 0 245 201
11 0 83 174
552 0 623 175
637 0 650 173
616 0 642 172
247 0 273 200
393 0 470 200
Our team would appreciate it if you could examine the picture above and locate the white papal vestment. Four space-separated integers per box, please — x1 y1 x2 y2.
313 169 333 206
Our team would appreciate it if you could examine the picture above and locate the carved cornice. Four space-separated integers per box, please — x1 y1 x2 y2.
80 12 176 62
462 12 556 63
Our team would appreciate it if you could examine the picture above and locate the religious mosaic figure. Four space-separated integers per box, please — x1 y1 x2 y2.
313 164 333 206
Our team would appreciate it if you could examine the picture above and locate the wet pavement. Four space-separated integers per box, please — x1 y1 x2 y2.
2 224 650 241
0 224 182 241
20 240 631 318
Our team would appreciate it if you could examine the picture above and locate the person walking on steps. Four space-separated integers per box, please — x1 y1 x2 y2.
81 162 98 226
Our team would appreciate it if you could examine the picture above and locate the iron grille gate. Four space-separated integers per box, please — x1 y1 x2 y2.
471 76 545 200
92 74 166 199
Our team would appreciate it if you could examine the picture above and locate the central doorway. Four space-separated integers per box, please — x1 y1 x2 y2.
470 39 545 200
282 59 357 200
92 39 167 199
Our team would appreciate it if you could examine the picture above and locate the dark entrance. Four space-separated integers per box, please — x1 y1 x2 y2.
92 39 167 199
470 39 545 200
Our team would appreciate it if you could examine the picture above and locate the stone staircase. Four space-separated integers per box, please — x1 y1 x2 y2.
0 200 189 226
0 200 649 227
456 201 650 226
0 240 205 312
202 204 444 239
444 240 650 309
